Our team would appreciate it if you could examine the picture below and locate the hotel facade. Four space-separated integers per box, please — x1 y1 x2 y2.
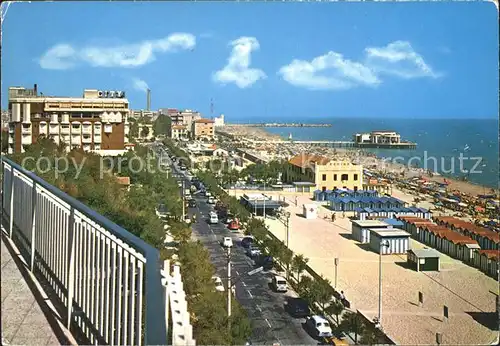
288 153 364 191
7 85 131 156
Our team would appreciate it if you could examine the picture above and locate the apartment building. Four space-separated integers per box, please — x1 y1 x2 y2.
191 118 215 140
214 114 225 127
288 154 363 191
168 109 201 128
7 85 130 156
171 125 189 140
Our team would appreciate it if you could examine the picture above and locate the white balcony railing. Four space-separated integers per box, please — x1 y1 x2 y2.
93 135 102 143
60 126 70 135
0 157 194 346
21 126 31 134
71 135 81 145
49 125 59 135
82 136 92 144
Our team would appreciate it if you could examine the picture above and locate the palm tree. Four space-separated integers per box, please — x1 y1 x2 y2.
297 275 314 299
291 254 309 281
325 300 344 325
340 311 363 344
311 277 333 311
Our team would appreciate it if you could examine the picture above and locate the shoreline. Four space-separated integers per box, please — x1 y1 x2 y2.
218 126 498 197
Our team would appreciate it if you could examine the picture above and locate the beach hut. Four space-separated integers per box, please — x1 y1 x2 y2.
351 220 391 243
303 204 318 220
369 228 411 255
473 250 499 278
313 189 322 201
381 218 404 229
407 248 441 272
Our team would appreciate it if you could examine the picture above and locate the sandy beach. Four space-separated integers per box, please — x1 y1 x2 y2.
218 125 498 197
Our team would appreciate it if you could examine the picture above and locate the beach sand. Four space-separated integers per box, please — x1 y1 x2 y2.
218 125 498 197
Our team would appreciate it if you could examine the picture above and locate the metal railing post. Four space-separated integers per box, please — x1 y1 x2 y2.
9 167 15 238
30 182 37 271
144 251 168 345
66 208 76 330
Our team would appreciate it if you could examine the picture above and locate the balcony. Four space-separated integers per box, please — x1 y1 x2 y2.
60 126 70 135
71 135 81 145
21 125 31 134
1 157 195 346
93 135 102 143
21 134 32 145
61 135 70 143
48 124 59 135
8 135 14 144
82 123 92 134
82 135 92 144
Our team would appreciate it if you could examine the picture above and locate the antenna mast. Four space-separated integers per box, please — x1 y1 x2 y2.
210 98 214 118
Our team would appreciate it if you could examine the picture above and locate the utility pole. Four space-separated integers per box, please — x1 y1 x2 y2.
181 180 185 220
227 245 232 333
378 240 390 327
334 258 339 288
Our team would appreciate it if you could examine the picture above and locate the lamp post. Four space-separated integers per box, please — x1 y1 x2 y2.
227 245 232 333
378 240 390 327
277 210 291 248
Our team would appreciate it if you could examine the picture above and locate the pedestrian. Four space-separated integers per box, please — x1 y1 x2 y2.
331 213 336 222
340 290 345 301
342 211 346 218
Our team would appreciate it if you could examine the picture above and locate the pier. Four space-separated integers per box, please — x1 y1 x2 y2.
245 140 417 149
227 123 332 128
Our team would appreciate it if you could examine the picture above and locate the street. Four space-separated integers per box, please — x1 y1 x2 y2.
158 148 316 345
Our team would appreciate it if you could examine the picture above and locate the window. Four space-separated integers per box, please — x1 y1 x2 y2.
354 174 358 181
334 174 338 181
322 174 327 181
341 173 348 181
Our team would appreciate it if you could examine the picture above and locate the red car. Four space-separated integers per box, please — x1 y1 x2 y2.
228 219 240 231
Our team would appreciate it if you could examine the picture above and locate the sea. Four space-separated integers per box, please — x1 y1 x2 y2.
233 118 499 189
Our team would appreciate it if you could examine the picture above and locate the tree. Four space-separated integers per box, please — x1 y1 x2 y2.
340 311 363 344
141 125 150 138
325 300 344 325
291 254 309 281
311 277 333 311
297 275 314 301
129 119 139 138
1 130 8 153
153 114 171 136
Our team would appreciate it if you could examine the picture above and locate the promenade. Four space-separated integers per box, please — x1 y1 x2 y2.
232 189 499 345
1 235 68 346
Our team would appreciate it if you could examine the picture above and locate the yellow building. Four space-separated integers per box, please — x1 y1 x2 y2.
288 154 363 191
191 118 215 140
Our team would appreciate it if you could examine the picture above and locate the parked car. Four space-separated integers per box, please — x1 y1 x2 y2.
286 298 311 318
188 199 197 208
255 255 273 271
241 236 254 248
207 197 216 204
212 276 225 292
228 219 240 231
246 245 261 257
222 237 233 248
305 315 333 338
272 275 288 292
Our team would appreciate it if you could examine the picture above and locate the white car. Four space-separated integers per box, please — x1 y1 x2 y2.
207 197 215 204
305 315 333 338
222 237 233 248
272 275 288 292
209 212 219 224
212 276 225 292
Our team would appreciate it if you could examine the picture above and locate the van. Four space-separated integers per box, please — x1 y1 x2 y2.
272 275 288 292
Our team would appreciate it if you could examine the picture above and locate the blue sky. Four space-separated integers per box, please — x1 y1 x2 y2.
2 1 498 120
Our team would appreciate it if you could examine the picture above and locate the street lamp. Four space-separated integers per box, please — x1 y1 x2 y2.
277 210 291 248
378 240 390 327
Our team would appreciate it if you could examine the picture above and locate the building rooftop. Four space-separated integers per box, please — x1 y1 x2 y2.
351 220 390 227
194 118 214 124
370 228 411 238
409 248 441 258
289 154 330 168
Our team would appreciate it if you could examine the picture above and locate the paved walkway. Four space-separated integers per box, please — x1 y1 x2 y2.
1 236 63 346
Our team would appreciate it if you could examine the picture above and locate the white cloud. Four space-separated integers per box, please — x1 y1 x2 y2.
132 78 149 93
39 44 78 70
278 51 380 91
279 40 439 90
364 41 439 79
213 36 267 88
39 33 196 70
